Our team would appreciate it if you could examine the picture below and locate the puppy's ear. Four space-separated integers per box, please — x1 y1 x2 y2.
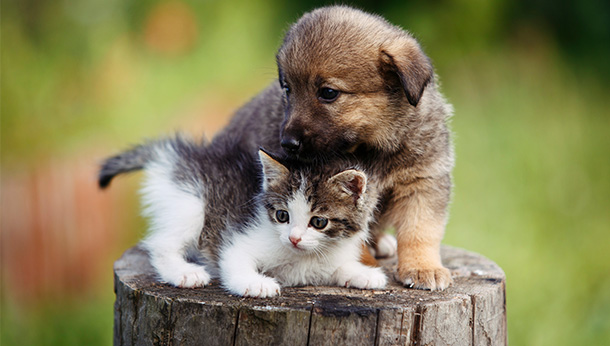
328 169 367 207
380 35 433 107
258 149 289 191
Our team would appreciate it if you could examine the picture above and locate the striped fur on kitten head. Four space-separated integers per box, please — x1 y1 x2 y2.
258 150 373 253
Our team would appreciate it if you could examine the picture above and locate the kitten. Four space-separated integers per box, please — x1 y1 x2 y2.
99 135 387 297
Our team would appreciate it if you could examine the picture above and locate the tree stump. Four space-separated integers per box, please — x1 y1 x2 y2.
113 245 506 346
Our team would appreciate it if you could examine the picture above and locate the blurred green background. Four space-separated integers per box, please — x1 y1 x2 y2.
2 0 609 345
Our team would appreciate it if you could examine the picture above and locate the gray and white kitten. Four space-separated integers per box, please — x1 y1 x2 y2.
99 135 386 297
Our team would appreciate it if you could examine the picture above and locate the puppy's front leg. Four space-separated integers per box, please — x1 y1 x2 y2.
389 175 452 291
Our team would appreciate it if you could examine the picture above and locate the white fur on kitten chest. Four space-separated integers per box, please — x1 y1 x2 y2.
219 186 387 298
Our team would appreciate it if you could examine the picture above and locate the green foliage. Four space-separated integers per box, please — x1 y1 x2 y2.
2 295 114 346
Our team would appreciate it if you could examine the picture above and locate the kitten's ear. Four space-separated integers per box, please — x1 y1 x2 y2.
328 169 367 206
258 149 289 190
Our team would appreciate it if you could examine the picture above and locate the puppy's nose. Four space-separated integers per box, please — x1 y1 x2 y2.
281 136 301 154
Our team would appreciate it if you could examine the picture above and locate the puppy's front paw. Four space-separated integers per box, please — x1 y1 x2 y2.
339 267 387 290
229 275 281 298
397 266 452 291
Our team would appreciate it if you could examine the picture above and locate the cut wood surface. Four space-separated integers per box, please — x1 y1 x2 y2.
113 245 506 346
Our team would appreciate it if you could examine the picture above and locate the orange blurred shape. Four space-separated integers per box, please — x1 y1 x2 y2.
144 1 198 56
1 156 133 305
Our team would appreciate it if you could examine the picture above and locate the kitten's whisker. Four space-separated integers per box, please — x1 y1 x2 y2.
312 243 332 264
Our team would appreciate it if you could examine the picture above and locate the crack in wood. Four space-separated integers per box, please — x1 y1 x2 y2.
411 305 423 345
373 309 381 346
471 295 476 345
306 302 314 346
232 309 241 346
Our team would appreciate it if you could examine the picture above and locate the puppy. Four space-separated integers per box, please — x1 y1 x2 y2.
211 6 454 290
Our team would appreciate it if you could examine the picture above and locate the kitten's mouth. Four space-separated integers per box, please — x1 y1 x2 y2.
285 242 307 253
290 244 304 251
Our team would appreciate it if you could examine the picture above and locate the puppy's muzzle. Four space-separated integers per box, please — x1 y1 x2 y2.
280 135 301 155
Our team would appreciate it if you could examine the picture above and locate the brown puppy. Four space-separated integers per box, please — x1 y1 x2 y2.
214 6 453 290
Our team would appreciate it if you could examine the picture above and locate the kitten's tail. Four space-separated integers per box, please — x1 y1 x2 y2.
98 143 153 188
98 135 203 189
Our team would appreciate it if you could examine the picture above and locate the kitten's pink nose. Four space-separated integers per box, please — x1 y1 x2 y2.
289 235 301 247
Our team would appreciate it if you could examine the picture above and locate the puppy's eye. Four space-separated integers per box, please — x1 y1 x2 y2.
276 210 289 223
309 216 328 229
318 88 340 102
283 85 291 95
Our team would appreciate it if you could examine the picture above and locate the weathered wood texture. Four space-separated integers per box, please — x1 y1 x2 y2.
114 245 506 346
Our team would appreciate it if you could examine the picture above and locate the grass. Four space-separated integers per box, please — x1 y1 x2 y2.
442 47 610 345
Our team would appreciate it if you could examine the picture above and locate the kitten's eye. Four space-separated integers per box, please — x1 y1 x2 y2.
309 216 328 230
318 88 340 102
276 210 289 223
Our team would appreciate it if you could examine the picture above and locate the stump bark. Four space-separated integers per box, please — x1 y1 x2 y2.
113 245 506 346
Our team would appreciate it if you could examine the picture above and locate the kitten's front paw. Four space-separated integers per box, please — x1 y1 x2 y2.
397 266 452 291
229 276 281 298
340 267 387 290
160 264 211 288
